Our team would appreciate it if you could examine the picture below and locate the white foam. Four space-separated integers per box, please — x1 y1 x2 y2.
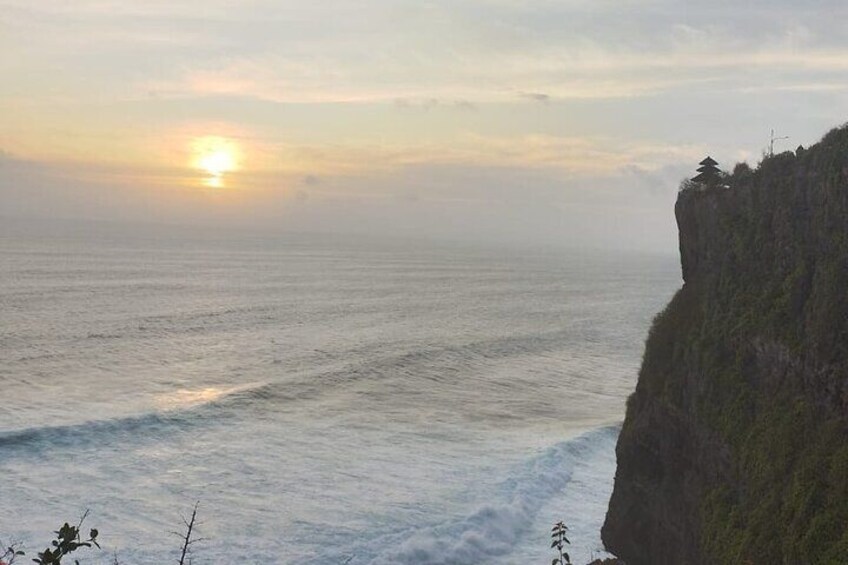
339 426 620 565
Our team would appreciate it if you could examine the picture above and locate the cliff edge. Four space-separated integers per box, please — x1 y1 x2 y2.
602 124 848 564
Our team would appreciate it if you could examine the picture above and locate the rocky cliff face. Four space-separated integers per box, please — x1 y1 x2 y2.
602 125 848 564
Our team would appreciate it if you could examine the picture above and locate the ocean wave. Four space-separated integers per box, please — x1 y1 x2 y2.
0 324 597 458
0 411 190 453
243 326 594 403
333 425 620 565
0 383 266 456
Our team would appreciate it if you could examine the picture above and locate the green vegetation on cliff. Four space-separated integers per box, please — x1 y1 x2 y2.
603 124 848 565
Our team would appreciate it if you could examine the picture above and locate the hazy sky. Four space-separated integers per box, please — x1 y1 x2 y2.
2 1 847 251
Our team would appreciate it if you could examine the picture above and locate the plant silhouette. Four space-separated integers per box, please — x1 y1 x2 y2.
32 511 99 565
551 521 572 565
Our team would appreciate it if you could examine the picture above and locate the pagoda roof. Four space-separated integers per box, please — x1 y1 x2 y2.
697 164 720 173
691 172 717 183
699 156 719 166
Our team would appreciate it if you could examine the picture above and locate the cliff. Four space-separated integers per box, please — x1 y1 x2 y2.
602 124 848 564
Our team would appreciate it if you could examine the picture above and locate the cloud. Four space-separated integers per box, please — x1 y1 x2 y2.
393 98 477 112
6 0 848 109
0 144 685 252
136 43 848 106
3 0 848 256
519 92 551 104
274 161 683 252
199 133 706 181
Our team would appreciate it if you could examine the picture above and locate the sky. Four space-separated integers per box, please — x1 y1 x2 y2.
2 0 848 252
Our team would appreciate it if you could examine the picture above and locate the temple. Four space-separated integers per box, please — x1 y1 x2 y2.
691 156 721 185
692 157 721 186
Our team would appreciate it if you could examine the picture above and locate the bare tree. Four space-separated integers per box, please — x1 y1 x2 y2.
174 502 203 565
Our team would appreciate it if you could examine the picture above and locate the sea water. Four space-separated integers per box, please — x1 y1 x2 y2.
0 227 679 564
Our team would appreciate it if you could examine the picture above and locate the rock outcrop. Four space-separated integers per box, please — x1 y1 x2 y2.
602 124 848 564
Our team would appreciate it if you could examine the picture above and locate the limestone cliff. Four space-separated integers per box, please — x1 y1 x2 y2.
602 124 848 564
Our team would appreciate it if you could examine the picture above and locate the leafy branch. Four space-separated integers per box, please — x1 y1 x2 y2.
551 521 572 565
32 510 100 565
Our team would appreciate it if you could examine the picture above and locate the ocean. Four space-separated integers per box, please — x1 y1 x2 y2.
0 227 679 564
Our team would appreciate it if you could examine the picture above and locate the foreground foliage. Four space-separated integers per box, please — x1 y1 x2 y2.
5 513 580 564
1 505 200 565
550 521 572 565
33 514 100 565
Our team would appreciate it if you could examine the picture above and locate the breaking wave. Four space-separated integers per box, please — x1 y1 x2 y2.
314 425 620 565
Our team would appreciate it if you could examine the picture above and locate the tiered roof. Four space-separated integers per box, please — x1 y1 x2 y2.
692 156 721 184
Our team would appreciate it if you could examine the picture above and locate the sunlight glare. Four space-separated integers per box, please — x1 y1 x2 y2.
191 136 240 188
155 384 258 410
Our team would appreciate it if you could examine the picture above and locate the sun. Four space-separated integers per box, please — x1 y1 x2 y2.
199 149 234 177
190 136 240 187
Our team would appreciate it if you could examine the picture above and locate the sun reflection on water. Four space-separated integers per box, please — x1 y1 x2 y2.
155 385 250 410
